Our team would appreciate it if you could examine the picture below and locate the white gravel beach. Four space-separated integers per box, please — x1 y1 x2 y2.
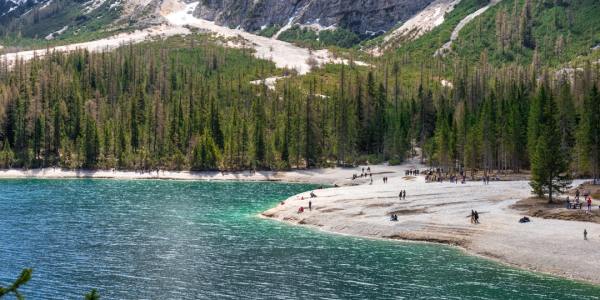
260 160 600 285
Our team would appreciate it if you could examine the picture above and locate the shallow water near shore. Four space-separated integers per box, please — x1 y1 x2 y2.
1 179 599 299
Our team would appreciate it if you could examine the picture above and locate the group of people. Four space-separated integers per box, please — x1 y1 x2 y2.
298 200 313 213
405 169 420 176
296 191 319 213
398 190 406 200
382 176 389 184
482 175 492 185
424 169 449 183
390 214 399 221
470 210 480 224
352 167 373 181
566 189 596 212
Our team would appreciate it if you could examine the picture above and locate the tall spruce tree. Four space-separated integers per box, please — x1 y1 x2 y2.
529 87 571 203
576 86 600 181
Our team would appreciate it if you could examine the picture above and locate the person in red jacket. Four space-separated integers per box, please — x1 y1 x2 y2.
587 196 592 212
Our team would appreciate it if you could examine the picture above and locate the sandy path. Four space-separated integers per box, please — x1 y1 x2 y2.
261 161 600 285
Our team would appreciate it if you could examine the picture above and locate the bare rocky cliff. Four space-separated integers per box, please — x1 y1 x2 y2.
194 0 438 35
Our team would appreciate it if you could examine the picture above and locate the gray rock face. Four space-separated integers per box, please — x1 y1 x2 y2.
194 0 437 35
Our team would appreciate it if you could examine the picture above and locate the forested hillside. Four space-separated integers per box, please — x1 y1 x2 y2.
0 0 599 179
0 32 598 179
391 0 600 66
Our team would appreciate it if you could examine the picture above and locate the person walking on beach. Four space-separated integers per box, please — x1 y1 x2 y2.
584 229 588 240
402 190 406 200
587 196 592 212
309 200 312 211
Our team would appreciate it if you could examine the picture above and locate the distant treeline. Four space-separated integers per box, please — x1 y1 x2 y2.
0 35 598 179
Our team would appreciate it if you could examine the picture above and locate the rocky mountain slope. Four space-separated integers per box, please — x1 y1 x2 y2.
0 0 163 42
3 0 599 71
193 0 438 36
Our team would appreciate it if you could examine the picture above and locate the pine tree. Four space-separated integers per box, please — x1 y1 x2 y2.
0 268 32 299
576 86 600 181
83 116 100 168
192 132 221 170
530 87 571 203
556 81 576 153
527 84 549 165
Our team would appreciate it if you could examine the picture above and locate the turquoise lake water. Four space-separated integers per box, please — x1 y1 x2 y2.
1 179 599 299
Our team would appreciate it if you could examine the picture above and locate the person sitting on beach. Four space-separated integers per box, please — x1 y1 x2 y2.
519 216 531 223
298 206 305 213
310 192 317 198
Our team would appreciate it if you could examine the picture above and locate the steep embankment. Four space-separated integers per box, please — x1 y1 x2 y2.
383 0 460 47
435 0 502 56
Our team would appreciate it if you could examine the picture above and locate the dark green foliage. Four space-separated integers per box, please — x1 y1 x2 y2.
257 25 281 38
0 268 100 299
84 289 100 300
318 28 361 48
0 268 31 300
278 25 318 45
576 85 600 180
191 132 221 170
278 26 361 48
529 84 571 202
